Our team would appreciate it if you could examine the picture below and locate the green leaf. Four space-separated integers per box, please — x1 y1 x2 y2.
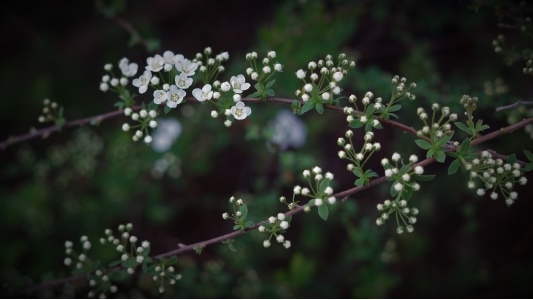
415 139 432 150
245 220 255 228
412 174 436 181
222 239 237 252
247 91 262 98
164 105 172 114
435 133 453 147
122 257 138 268
166 256 178 265
524 150 533 162
355 178 366 187
435 150 446 163
109 260 122 267
317 204 329 221
315 103 324 114
265 79 276 89
448 159 461 175
265 89 275 97
388 104 402 112
300 101 314 114
239 204 248 220
454 122 470 134
459 138 471 153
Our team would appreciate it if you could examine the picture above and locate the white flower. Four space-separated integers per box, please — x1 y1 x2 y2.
231 101 252 120
258 225 265 232
296 69 306 79
277 213 285 221
175 58 198 76
268 110 307 150
267 51 276 58
166 85 186 108
263 240 271 248
175 73 193 89
150 118 182 152
283 240 291 249
163 51 183 66
132 70 152 94
145 55 164 72
274 63 282 72
230 75 251 93
414 166 424 174
280 221 289 229
192 84 213 102
153 89 168 105
315 198 323 206
119 58 138 77
333 71 343 82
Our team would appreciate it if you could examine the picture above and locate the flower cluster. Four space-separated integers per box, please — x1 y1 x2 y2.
344 75 416 131
121 108 159 143
244 50 283 99
100 223 152 275
258 212 292 249
196 78 254 126
99 58 138 93
466 151 527 206
87 270 118 299
337 130 381 186
414 103 458 162
37 98 61 123
295 53 355 104
222 196 255 230
195 47 229 83
151 263 182 294
377 153 427 233
416 103 457 139
246 50 283 81
291 166 337 220
63 235 92 270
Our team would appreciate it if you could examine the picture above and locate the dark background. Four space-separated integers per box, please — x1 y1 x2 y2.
1 0 533 298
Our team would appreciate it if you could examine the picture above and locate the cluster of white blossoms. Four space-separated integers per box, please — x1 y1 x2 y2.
99 57 139 93
343 92 382 129
37 98 60 123
377 153 425 233
99 223 152 275
295 53 355 103
390 75 417 100
258 213 292 249
466 150 527 206
245 50 283 81
121 108 158 143
293 166 337 210
338 130 381 180
152 264 182 294
416 103 457 138
64 234 117 298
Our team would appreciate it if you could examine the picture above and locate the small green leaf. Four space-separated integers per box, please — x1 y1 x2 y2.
412 174 436 181
265 89 275 97
239 204 248 220
317 204 329 221
435 150 446 163
454 122 470 134
122 257 138 268
355 177 366 187
524 150 533 162
247 91 262 98
300 101 314 114
109 260 122 267
448 159 461 175
459 138 471 153
245 220 255 228
164 105 172 114
388 104 402 112
265 79 276 89
166 256 178 265
315 103 324 114
415 139 432 150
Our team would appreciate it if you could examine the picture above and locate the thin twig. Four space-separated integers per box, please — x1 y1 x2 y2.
495 100 533 111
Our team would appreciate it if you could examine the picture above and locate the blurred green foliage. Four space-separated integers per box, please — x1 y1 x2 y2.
1 0 533 298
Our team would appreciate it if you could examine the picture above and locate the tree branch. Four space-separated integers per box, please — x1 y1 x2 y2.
495 100 533 111
23 112 533 294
